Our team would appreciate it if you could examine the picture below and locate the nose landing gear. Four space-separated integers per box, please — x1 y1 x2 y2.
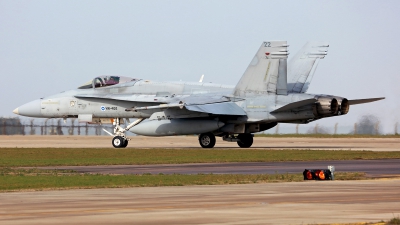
103 118 144 148
112 136 129 148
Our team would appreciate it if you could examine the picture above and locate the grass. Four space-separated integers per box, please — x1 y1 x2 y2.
388 216 400 225
0 148 396 191
255 134 400 138
311 216 400 224
0 148 399 167
0 168 366 191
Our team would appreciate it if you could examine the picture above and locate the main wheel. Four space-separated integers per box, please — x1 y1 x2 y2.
237 133 253 148
112 136 125 148
199 133 216 148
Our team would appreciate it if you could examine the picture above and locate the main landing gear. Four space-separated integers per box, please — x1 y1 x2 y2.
103 118 144 148
221 133 253 148
236 134 253 148
198 133 216 148
199 133 254 148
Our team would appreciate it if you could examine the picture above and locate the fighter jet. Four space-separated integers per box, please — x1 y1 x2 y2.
13 41 384 148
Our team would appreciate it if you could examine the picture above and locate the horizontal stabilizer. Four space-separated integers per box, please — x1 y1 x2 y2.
348 97 385 105
271 98 316 113
185 102 247 115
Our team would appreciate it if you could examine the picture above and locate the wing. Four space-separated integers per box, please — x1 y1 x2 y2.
76 93 246 116
185 102 246 115
74 93 172 103
75 93 232 105
181 95 246 115
133 95 246 116
287 42 329 93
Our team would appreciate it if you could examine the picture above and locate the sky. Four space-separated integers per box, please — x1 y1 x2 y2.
1 0 399 133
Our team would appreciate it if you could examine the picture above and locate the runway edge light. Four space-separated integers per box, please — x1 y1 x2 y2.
303 165 334 181
328 165 335 180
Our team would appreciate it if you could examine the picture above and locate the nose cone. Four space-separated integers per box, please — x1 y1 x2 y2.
14 99 42 117
12 108 19 114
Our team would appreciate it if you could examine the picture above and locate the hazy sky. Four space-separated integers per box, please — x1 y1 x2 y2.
1 0 399 133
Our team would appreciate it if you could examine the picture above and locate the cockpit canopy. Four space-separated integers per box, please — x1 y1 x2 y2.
78 76 137 89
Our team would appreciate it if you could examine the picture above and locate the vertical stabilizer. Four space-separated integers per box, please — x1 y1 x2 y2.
287 42 329 93
276 58 287 95
233 41 288 97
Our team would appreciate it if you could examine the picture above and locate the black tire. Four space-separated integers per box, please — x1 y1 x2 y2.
237 133 253 148
198 133 216 148
112 136 125 148
122 139 128 148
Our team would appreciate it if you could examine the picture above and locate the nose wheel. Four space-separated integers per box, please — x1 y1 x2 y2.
112 136 128 148
103 118 144 148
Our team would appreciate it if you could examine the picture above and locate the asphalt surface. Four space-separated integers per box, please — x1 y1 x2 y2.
3 136 400 224
2 135 400 150
42 159 400 178
1 180 400 224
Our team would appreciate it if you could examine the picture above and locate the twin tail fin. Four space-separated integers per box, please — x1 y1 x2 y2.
233 41 289 97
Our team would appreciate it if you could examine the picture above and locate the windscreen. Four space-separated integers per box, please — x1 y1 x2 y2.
78 76 137 89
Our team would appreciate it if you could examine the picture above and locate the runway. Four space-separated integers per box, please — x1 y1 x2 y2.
1 135 400 151
1 180 399 224
2 136 400 224
42 159 400 178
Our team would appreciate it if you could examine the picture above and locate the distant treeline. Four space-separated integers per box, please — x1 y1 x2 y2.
0 115 397 135
0 118 113 136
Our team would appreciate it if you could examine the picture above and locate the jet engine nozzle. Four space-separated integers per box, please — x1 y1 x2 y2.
313 97 339 117
313 96 351 118
339 98 349 115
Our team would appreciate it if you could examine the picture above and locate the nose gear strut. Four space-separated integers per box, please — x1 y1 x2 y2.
103 118 144 148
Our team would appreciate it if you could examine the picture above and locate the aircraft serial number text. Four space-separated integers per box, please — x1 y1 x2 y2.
101 106 118 111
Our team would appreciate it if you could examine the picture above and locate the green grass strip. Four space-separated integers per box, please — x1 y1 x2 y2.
0 168 366 191
1 148 400 167
319 216 400 225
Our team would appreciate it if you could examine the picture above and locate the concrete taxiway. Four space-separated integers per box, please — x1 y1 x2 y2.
1 180 399 225
1 135 400 151
41 159 400 178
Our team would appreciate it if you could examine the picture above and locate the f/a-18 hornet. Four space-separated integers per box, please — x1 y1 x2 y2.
13 41 384 148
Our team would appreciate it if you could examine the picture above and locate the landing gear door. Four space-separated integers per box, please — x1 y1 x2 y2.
78 114 93 123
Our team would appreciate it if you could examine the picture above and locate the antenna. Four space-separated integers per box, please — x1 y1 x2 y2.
199 74 204 83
